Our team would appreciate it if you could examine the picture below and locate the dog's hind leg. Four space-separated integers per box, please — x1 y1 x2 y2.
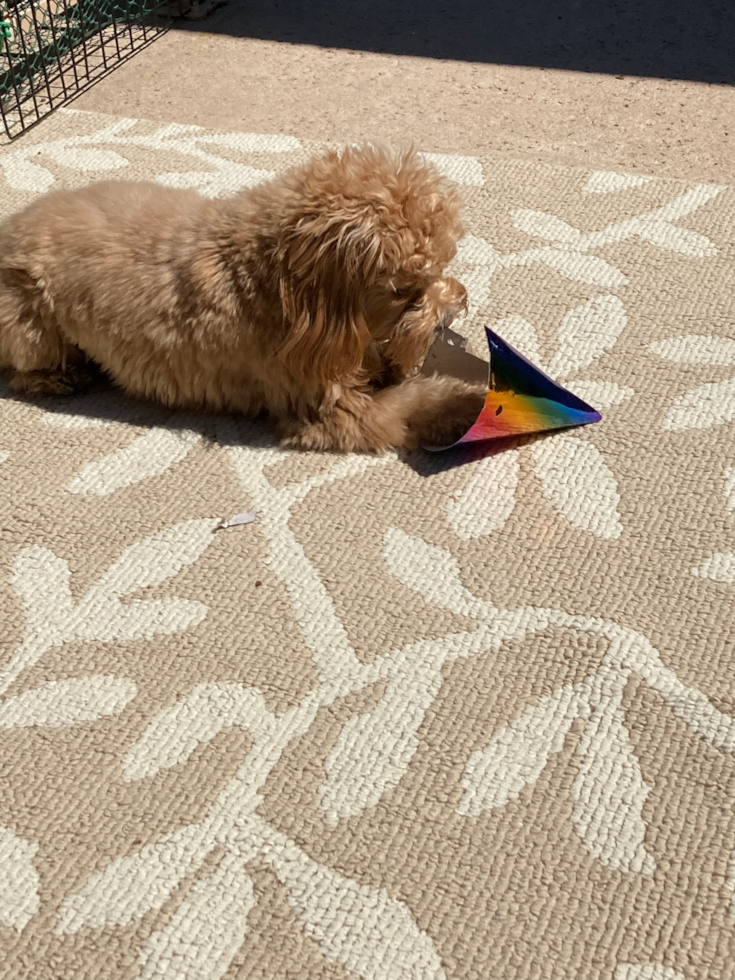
8 358 100 397
0 268 98 397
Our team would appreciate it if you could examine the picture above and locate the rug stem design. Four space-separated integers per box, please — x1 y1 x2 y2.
49 425 735 980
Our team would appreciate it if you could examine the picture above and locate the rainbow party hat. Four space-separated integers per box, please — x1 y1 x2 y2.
421 325 602 451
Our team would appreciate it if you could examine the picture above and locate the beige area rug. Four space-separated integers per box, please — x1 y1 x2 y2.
1 108 734 980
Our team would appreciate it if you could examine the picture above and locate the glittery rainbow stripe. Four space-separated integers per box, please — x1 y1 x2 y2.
433 327 602 450
457 388 601 443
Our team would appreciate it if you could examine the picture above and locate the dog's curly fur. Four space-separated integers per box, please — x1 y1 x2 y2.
0 144 485 452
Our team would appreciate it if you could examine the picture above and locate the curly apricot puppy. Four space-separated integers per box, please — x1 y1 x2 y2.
0 145 484 452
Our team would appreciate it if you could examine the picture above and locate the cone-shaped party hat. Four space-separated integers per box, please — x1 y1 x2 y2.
421 326 602 451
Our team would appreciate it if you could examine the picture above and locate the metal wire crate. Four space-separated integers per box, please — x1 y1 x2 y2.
0 0 171 139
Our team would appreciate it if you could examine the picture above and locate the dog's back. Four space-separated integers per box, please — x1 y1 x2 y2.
0 181 255 407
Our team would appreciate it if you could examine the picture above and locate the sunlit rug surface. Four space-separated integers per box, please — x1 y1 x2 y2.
1 109 734 980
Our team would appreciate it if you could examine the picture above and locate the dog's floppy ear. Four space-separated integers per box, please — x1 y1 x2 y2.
276 206 389 387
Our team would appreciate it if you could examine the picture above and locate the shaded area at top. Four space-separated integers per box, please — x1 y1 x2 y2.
182 0 735 85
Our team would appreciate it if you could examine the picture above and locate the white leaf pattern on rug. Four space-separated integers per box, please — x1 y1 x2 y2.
381 535 734 872
582 171 651 194
631 183 724 254
452 184 723 318
566 378 635 408
74 595 208 644
726 850 735 919
43 146 129 171
510 209 583 244
9 546 74 639
637 658 735 753
156 165 275 197
88 519 217 600
0 157 55 192
649 334 735 365
320 658 446 825
222 431 392 684
122 682 274 781
615 966 689 980
66 425 202 496
450 235 503 312
263 832 447 980
726 467 735 512
638 222 717 258
650 334 735 431
421 152 484 187
0 676 137 728
531 249 628 287
446 451 521 540
55 822 216 933
35 446 735 971
661 378 735 431
1 520 215 698
382 527 490 617
0 116 290 200
137 852 256 980
490 314 542 363
62 525 526 965
570 669 655 874
691 552 735 583
453 234 503 267
0 826 40 931
458 683 584 814
547 295 628 378
530 436 623 539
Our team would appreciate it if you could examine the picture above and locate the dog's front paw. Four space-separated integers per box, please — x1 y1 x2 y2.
277 417 394 454
279 422 337 453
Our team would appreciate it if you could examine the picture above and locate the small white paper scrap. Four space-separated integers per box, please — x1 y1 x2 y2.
217 511 258 530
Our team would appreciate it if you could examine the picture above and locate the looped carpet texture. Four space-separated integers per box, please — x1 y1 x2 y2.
0 108 734 980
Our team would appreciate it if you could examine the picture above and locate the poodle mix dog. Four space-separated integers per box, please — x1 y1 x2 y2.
0 145 484 452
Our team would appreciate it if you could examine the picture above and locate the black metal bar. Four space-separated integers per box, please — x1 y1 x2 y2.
109 0 123 61
0 0 171 138
74 1 93 87
45 3 70 101
123 0 136 48
12 4 42 124
1 11 27 136
26 0 55 109
93 0 109 71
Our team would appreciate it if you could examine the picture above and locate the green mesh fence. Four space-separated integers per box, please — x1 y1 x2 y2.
0 0 170 137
